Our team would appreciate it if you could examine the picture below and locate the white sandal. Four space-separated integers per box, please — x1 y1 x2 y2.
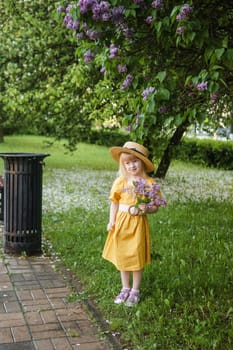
114 288 130 304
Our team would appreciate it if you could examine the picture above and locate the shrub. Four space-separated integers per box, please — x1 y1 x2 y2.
82 130 233 170
84 129 129 147
175 138 233 170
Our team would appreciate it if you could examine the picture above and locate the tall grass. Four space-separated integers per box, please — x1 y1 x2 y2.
1 135 232 349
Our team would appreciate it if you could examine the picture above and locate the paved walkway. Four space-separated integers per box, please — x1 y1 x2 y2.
0 250 119 350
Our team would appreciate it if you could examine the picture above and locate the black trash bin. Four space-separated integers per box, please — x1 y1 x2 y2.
0 176 3 222
0 153 49 255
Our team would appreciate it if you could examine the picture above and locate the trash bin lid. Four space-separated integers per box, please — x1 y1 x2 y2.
0 153 50 159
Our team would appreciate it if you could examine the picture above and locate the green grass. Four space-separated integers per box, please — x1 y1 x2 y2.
1 135 233 349
43 201 232 350
0 135 118 172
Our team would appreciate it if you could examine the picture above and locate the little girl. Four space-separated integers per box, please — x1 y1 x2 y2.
102 141 164 307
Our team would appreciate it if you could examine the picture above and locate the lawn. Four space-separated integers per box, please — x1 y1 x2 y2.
0 135 232 350
0 135 117 172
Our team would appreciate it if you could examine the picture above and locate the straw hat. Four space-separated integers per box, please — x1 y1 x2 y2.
110 141 154 173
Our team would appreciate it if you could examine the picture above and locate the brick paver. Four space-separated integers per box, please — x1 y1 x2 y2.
0 247 120 350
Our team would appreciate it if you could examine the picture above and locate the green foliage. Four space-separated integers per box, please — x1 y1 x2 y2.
56 0 233 150
175 138 233 170
0 1 93 146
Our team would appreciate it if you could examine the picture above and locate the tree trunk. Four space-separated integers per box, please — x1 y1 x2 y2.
0 127 4 143
155 119 190 179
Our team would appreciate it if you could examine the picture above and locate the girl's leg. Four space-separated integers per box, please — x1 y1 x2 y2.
132 270 143 290
125 270 142 306
114 271 130 304
120 271 130 289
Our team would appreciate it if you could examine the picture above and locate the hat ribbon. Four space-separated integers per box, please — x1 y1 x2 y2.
125 147 146 157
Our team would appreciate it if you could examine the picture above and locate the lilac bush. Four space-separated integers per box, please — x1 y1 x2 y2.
55 0 230 161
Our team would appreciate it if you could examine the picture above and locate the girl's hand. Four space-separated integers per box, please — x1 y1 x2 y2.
107 222 115 232
138 203 158 214
138 203 147 215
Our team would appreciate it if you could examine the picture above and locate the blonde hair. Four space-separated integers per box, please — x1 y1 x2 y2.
118 153 148 178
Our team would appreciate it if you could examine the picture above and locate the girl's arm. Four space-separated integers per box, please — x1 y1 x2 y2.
107 202 119 231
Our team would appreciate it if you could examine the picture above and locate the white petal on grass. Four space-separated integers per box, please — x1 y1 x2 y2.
42 168 232 214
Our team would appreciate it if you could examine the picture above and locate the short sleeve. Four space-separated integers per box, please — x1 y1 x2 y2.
109 177 124 203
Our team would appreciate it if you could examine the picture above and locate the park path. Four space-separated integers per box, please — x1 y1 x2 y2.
0 237 119 350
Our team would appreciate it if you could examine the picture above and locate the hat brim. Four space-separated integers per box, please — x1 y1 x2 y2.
110 147 154 173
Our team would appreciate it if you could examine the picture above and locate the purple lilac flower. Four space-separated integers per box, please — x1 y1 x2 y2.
79 0 96 14
135 111 141 126
151 0 164 10
77 32 85 39
57 6 65 13
86 29 100 40
142 87 155 100
117 64 127 73
99 1 110 12
109 44 118 58
83 50 95 63
91 2 111 20
63 14 72 25
92 3 100 13
100 66 106 74
176 26 185 35
182 4 193 16
82 22 88 30
102 12 111 21
145 16 153 24
92 5 101 18
188 92 195 97
210 92 218 101
92 6 102 20
121 74 133 89
72 20 80 30
111 6 125 24
125 125 133 132
176 4 193 21
66 4 76 13
123 26 133 38
196 81 208 91
92 13 100 20
65 19 74 30
133 178 167 208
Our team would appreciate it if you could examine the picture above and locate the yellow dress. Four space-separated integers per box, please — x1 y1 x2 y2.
102 176 155 271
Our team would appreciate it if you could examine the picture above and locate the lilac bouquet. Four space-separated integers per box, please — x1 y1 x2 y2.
129 178 166 215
